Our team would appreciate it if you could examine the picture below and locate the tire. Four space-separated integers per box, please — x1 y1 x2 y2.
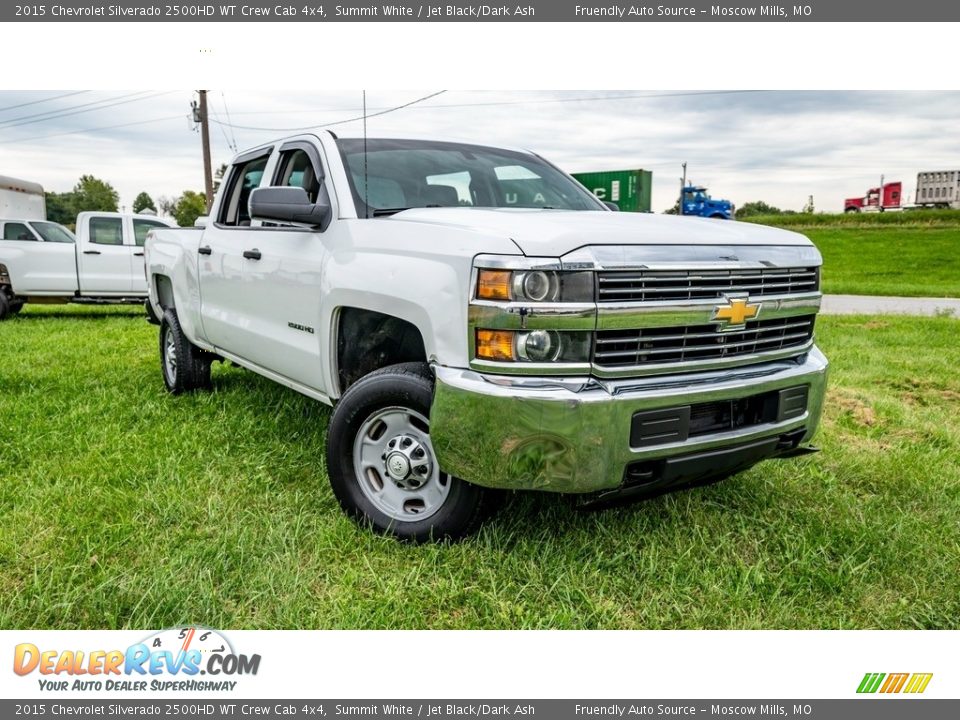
326 362 498 542
0 293 9 321
159 308 212 394
845 207 859 213
145 299 161 325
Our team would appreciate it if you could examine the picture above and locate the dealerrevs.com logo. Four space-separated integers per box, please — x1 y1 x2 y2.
13 627 260 693
857 672 933 694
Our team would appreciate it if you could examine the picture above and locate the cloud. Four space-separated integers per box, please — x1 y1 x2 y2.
1 90 957 213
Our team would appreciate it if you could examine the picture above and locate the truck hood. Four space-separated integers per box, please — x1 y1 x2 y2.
387 208 812 257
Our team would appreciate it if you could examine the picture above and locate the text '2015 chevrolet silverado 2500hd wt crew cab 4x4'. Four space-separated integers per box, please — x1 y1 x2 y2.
0 212 175 319
144 132 828 542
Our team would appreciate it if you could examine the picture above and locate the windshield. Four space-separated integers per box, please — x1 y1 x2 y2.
30 221 76 243
337 139 603 216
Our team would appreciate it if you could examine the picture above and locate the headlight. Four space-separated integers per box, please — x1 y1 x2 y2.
475 329 591 363
476 269 593 303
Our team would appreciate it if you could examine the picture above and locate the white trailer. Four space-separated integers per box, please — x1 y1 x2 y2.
0 175 46 220
915 170 960 209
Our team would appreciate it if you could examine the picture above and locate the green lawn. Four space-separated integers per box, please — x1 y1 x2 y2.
2 306 959 629
811 226 960 297
740 212 960 297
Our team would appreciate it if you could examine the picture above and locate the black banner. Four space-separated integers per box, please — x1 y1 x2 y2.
5 0 960 22
3 700 959 720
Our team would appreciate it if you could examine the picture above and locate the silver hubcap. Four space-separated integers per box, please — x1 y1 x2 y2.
352 407 450 522
163 328 178 384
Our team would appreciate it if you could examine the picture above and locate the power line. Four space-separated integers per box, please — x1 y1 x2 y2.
0 91 179 130
208 90 766 131
0 90 91 113
0 91 151 127
220 91 238 151
0 114 186 145
209 107 237 152
210 90 448 132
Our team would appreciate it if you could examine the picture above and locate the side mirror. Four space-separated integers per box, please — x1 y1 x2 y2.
603 201 620 211
249 186 332 231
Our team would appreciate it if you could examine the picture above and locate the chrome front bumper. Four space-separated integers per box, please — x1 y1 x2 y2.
430 347 828 494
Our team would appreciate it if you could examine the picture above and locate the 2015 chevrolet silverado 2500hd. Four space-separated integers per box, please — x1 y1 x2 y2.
144 133 828 542
0 212 175 319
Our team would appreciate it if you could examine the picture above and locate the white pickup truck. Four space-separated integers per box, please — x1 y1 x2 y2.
145 132 828 541
0 212 175 319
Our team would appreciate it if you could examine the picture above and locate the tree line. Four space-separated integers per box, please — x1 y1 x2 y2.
45 175 209 229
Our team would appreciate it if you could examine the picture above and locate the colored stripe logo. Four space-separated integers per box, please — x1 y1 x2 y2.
857 672 933 694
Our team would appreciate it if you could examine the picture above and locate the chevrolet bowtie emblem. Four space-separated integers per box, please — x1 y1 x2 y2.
712 297 761 328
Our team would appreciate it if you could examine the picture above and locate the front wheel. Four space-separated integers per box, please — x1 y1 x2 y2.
326 362 498 542
159 308 212 394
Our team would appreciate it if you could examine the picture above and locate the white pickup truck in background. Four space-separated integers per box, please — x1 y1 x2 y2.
0 211 176 319
146 132 828 542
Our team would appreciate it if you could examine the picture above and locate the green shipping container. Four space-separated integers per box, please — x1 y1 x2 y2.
571 169 653 213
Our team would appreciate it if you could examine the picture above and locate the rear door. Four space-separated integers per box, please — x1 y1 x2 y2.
1 221 78 294
130 217 172 293
77 215 134 294
197 148 272 353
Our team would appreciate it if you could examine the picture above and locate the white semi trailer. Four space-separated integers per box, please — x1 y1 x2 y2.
915 170 960 209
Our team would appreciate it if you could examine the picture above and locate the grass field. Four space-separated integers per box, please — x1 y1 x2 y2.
740 213 960 297
2 305 959 629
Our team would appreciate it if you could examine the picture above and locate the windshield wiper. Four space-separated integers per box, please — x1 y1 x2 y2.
371 208 410 217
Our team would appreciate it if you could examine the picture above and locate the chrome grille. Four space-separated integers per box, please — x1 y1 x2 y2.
594 315 816 368
597 267 819 303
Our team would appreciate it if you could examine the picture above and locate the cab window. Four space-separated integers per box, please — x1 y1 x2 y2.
274 149 322 203
3 222 35 241
219 155 269 226
89 217 124 245
133 218 169 246
31 222 75 243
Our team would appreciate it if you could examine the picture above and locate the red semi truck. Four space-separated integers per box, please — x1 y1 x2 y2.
844 181 902 212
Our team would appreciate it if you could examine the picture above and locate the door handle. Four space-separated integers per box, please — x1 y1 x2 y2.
133 251 144 256
243 249 262 260
198 245 213 255
83 250 101 255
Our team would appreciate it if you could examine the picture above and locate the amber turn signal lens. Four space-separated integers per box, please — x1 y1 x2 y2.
476 269 512 300
475 329 515 361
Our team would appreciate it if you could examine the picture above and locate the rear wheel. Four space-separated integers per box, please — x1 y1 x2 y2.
326 362 498 542
0 293 9 320
159 308 212 394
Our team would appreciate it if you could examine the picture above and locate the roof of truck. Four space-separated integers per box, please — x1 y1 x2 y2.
0 175 44 195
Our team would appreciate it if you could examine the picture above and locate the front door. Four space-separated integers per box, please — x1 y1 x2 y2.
1 221 77 294
238 144 331 388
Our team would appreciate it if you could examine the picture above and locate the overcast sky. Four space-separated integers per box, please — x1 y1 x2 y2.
2 90 958 214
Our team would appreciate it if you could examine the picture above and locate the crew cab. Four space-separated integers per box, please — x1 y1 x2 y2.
145 132 828 541
0 212 175 319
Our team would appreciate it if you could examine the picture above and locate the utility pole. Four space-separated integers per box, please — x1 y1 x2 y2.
679 162 687 216
192 90 214 212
